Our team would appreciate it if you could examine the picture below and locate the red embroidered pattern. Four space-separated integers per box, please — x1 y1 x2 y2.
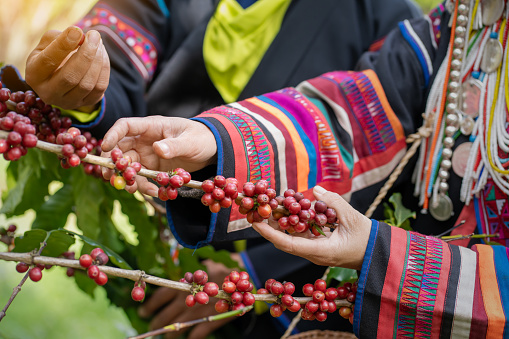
76 3 158 80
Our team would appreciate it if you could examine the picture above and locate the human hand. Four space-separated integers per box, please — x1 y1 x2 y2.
252 186 372 270
138 258 239 339
25 26 110 110
101 116 218 196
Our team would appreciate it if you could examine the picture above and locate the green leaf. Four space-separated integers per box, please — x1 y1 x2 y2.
35 149 62 179
74 270 97 298
313 224 326 237
13 229 74 258
32 185 74 230
72 168 104 239
64 229 132 270
194 246 241 268
388 193 416 229
383 202 396 226
179 248 206 275
113 187 158 271
0 165 32 215
326 267 358 285
11 171 52 216
97 199 125 254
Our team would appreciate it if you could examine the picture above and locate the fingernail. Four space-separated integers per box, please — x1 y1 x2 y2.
314 185 326 194
156 141 170 156
87 31 101 47
67 28 82 43
147 189 158 197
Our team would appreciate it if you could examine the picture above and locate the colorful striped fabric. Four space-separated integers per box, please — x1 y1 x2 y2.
357 221 509 338
192 70 407 235
76 1 160 81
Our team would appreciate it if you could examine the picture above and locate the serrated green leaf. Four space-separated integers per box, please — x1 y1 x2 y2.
72 168 104 239
64 229 132 270
0 166 32 215
13 229 74 257
32 185 74 230
74 270 97 298
195 246 241 268
326 267 358 285
389 193 416 229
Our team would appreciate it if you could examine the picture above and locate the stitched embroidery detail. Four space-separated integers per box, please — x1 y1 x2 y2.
76 2 158 81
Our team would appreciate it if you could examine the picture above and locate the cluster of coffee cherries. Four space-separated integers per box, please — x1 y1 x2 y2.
0 82 68 160
235 180 274 221
0 82 105 174
258 279 300 317
156 168 192 201
57 127 91 168
201 176 239 213
108 148 142 190
79 248 109 286
274 190 337 235
131 280 147 302
215 270 255 315
0 101 38 161
179 270 219 307
298 279 348 322
15 261 53 282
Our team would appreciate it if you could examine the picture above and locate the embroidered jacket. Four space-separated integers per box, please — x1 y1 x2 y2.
166 3 509 338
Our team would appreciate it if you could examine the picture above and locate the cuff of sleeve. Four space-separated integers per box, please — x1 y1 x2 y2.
61 98 105 129
353 219 379 336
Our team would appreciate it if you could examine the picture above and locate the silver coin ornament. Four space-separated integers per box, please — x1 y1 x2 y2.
451 142 473 177
461 79 482 118
460 116 475 135
482 0 505 26
481 35 503 73
429 195 454 221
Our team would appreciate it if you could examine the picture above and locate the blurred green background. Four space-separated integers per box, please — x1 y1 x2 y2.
0 0 442 338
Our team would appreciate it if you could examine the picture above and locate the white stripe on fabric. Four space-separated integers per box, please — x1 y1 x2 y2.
450 246 477 338
403 20 434 77
424 15 438 50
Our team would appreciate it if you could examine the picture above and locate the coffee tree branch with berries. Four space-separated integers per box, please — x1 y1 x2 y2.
0 77 357 336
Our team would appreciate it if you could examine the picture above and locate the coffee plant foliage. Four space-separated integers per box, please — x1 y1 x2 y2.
1 148 236 333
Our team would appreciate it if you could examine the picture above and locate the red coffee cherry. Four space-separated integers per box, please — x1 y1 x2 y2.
29 267 42 282
131 286 145 302
185 294 196 307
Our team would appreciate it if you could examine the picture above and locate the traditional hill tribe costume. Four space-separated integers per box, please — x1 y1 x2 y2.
160 0 509 337
61 0 420 336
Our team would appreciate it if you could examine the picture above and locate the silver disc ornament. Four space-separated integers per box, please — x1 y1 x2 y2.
461 79 482 118
429 195 454 221
460 116 475 135
481 33 503 73
482 0 505 26
451 142 473 177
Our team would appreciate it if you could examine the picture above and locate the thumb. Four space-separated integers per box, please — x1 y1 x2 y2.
312 185 351 213
27 26 84 82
